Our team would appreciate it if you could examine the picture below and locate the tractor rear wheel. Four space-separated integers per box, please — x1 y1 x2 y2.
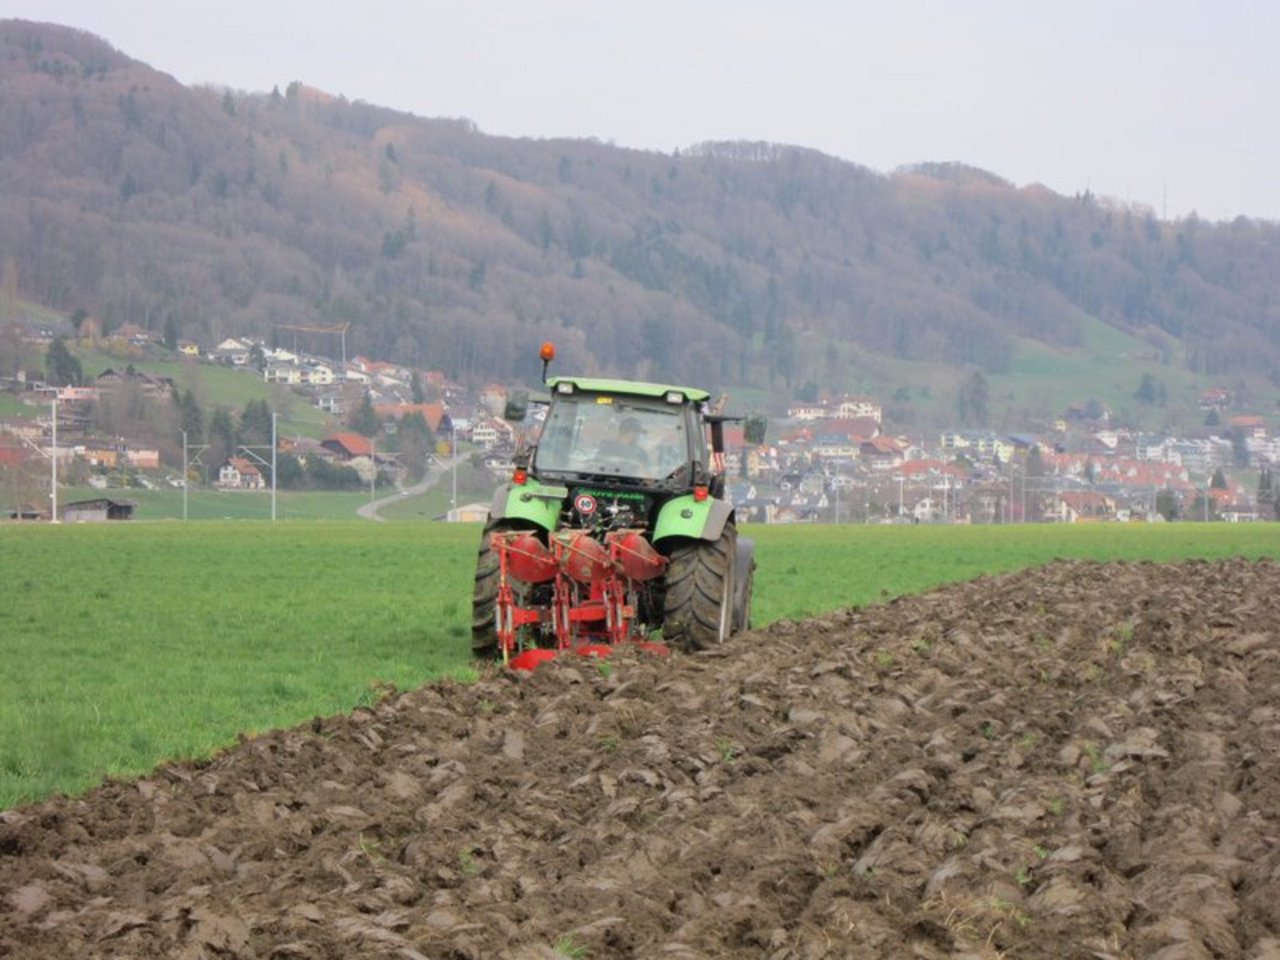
471 520 511 659
662 525 736 652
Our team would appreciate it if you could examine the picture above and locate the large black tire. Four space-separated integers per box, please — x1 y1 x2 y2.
662 525 736 652
471 520 508 659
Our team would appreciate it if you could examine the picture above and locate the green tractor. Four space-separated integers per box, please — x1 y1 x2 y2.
472 343 765 669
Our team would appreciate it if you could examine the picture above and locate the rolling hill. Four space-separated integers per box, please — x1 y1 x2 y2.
2 19 1280 430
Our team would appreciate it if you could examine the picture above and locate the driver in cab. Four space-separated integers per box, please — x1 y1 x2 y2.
598 416 649 467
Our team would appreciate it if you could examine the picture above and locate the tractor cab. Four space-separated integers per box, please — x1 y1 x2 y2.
532 378 709 488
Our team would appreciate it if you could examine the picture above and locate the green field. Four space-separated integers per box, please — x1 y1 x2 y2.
3 520 1278 810
56 484 383 521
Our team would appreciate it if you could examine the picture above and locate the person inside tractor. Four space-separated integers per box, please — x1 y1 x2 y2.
598 415 649 467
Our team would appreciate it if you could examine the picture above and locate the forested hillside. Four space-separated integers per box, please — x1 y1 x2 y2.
3 19 1280 402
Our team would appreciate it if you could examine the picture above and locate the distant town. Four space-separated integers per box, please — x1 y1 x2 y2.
2 320 1276 523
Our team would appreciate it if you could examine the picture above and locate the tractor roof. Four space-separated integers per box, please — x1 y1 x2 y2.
546 376 710 403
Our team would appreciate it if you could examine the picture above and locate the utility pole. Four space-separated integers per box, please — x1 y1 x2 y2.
181 431 208 521
271 413 278 522
49 394 58 523
235 413 277 521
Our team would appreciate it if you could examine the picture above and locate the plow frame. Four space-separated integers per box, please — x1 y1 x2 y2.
491 529 668 666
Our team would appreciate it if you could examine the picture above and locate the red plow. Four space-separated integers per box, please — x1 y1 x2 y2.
492 530 672 671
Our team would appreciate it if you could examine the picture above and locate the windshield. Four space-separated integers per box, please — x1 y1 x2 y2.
534 395 695 481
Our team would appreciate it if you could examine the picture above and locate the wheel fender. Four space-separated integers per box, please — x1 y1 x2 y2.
653 495 734 544
487 480 564 532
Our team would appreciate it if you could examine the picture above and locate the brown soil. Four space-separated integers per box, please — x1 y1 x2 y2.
4 557 1280 959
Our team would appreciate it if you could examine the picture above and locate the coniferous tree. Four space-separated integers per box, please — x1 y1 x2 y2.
178 389 203 444
1134 373 1158 404
1156 488 1180 521
396 411 434 482
208 406 235 467
45 337 82 386
348 391 380 437
957 370 990 427
240 399 274 445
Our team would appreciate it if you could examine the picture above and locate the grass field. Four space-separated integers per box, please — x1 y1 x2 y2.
56 484 383 521
3 520 1278 810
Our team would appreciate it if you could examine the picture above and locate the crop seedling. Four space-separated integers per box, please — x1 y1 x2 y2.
988 897 1033 930
553 935 587 959
357 833 387 864
715 738 737 763
1084 742 1108 775
458 847 480 877
1109 624 1134 656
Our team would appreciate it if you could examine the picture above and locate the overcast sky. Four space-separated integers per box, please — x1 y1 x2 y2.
5 1 1278 222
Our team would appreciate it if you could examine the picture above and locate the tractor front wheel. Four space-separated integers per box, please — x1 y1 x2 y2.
662 525 736 652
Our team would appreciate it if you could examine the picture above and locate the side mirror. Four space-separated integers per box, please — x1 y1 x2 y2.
503 390 529 422
743 414 767 445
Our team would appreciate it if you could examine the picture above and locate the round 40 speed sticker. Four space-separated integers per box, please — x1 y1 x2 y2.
574 493 597 516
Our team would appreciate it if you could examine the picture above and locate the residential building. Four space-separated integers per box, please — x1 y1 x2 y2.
217 457 265 489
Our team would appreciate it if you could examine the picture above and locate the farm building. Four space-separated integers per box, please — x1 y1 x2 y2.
62 498 136 522
6 505 47 521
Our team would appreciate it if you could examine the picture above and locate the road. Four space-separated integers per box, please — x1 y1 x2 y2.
356 455 460 522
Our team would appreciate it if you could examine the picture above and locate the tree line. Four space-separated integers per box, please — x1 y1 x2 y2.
3 20 1280 408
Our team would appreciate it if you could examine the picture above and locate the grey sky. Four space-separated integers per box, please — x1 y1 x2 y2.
5 1 1277 222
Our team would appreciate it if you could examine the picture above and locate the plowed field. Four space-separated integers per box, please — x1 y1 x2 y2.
4 558 1280 959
